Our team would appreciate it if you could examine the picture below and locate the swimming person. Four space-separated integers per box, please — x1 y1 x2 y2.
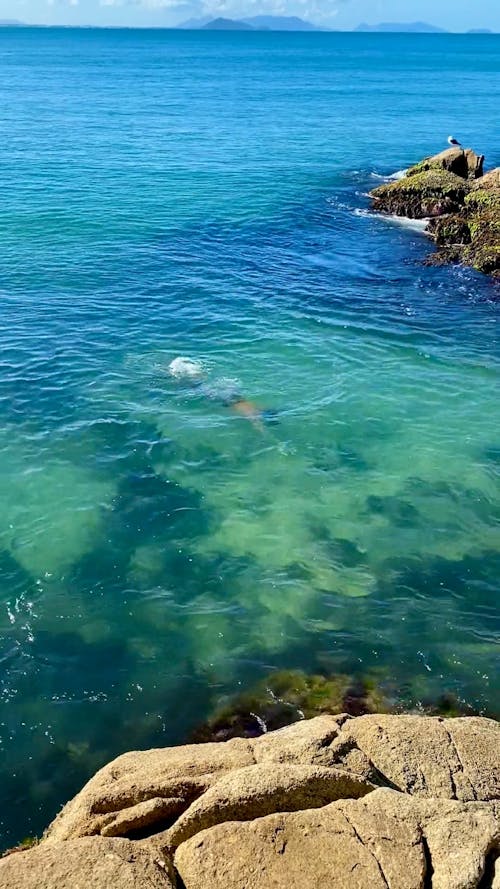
167 357 270 432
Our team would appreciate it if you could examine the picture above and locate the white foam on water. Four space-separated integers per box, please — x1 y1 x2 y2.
353 207 429 233
385 214 430 232
388 168 408 180
168 356 205 380
370 168 408 182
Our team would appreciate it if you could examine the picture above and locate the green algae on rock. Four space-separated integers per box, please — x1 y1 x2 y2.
370 148 499 278
405 146 484 180
190 670 394 743
371 169 471 218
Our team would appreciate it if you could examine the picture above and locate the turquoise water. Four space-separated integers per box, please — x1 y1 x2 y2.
0 28 499 845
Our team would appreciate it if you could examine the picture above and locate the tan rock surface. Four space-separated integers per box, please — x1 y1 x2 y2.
406 147 484 180
471 167 500 190
174 789 425 889
338 714 500 801
175 789 500 889
252 712 347 764
44 713 499 847
13 713 495 889
166 762 374 849
0 836 175 889
46 736 255 843
464 147 485 179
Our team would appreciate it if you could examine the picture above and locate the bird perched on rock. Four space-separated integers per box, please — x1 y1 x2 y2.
447 136 462 147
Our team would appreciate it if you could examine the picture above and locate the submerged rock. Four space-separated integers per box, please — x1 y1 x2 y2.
370 148 499 278
190 670 392 743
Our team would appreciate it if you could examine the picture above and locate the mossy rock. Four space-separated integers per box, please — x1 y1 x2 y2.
463 240 500 276
462 188 500 275
370 169 471 219
370 152 499 276
190 669 394 742
428 214 472 247
465 187 500 213
406 148 483 180
406 158 444 177
190 666 494 744
1 837 39 859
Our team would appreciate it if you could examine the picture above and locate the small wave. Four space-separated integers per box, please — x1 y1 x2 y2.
370 168 408 182
200 377 242 404
354 208 429 233
388 168 408 181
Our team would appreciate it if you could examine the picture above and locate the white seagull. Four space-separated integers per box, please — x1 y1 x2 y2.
447 136 462 147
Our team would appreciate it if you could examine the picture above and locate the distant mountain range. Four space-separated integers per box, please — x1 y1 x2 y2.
0 17 496 34
355 22 447 33
178 15 323 31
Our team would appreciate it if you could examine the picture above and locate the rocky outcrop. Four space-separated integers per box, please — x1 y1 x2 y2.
370 148 499 278
0 836 175 888
175 790 500 889
1 713 499 888
371 168 470 218
405 146 484 180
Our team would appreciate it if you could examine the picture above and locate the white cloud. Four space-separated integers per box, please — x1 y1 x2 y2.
97 0 340 18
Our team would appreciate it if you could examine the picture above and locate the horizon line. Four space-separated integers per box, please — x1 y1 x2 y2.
0 24 498 34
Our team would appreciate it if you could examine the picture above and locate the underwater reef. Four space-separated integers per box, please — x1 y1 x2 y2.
370 148 500 278
189 668 488 743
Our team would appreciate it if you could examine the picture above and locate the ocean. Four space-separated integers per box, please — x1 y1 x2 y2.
0 27 499 846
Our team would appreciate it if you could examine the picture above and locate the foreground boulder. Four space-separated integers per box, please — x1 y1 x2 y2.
370 148 499 277
0 836 175 889
1 713 499 888
175 790 500 889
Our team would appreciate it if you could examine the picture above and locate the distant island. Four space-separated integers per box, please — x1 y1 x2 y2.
0 17 496 34
177 15 323 31
201 18 254 31
355 21 447 33
242 16 322 31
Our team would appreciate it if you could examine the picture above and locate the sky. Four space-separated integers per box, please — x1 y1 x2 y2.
1 0 499 30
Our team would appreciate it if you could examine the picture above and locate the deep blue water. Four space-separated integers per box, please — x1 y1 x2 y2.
0 28 499 846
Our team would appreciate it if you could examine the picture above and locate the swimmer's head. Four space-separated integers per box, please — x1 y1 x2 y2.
168 357 204 381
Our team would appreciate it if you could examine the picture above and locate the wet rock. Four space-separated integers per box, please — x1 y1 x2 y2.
190 670 391 743
370 151 499 277
461 175 500 275
370 169 470 218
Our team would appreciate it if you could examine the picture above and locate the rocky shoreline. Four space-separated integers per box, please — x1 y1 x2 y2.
2 712 499 887
370 147 500 278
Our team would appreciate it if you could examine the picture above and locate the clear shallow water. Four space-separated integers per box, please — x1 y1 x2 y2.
0 28 499 845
